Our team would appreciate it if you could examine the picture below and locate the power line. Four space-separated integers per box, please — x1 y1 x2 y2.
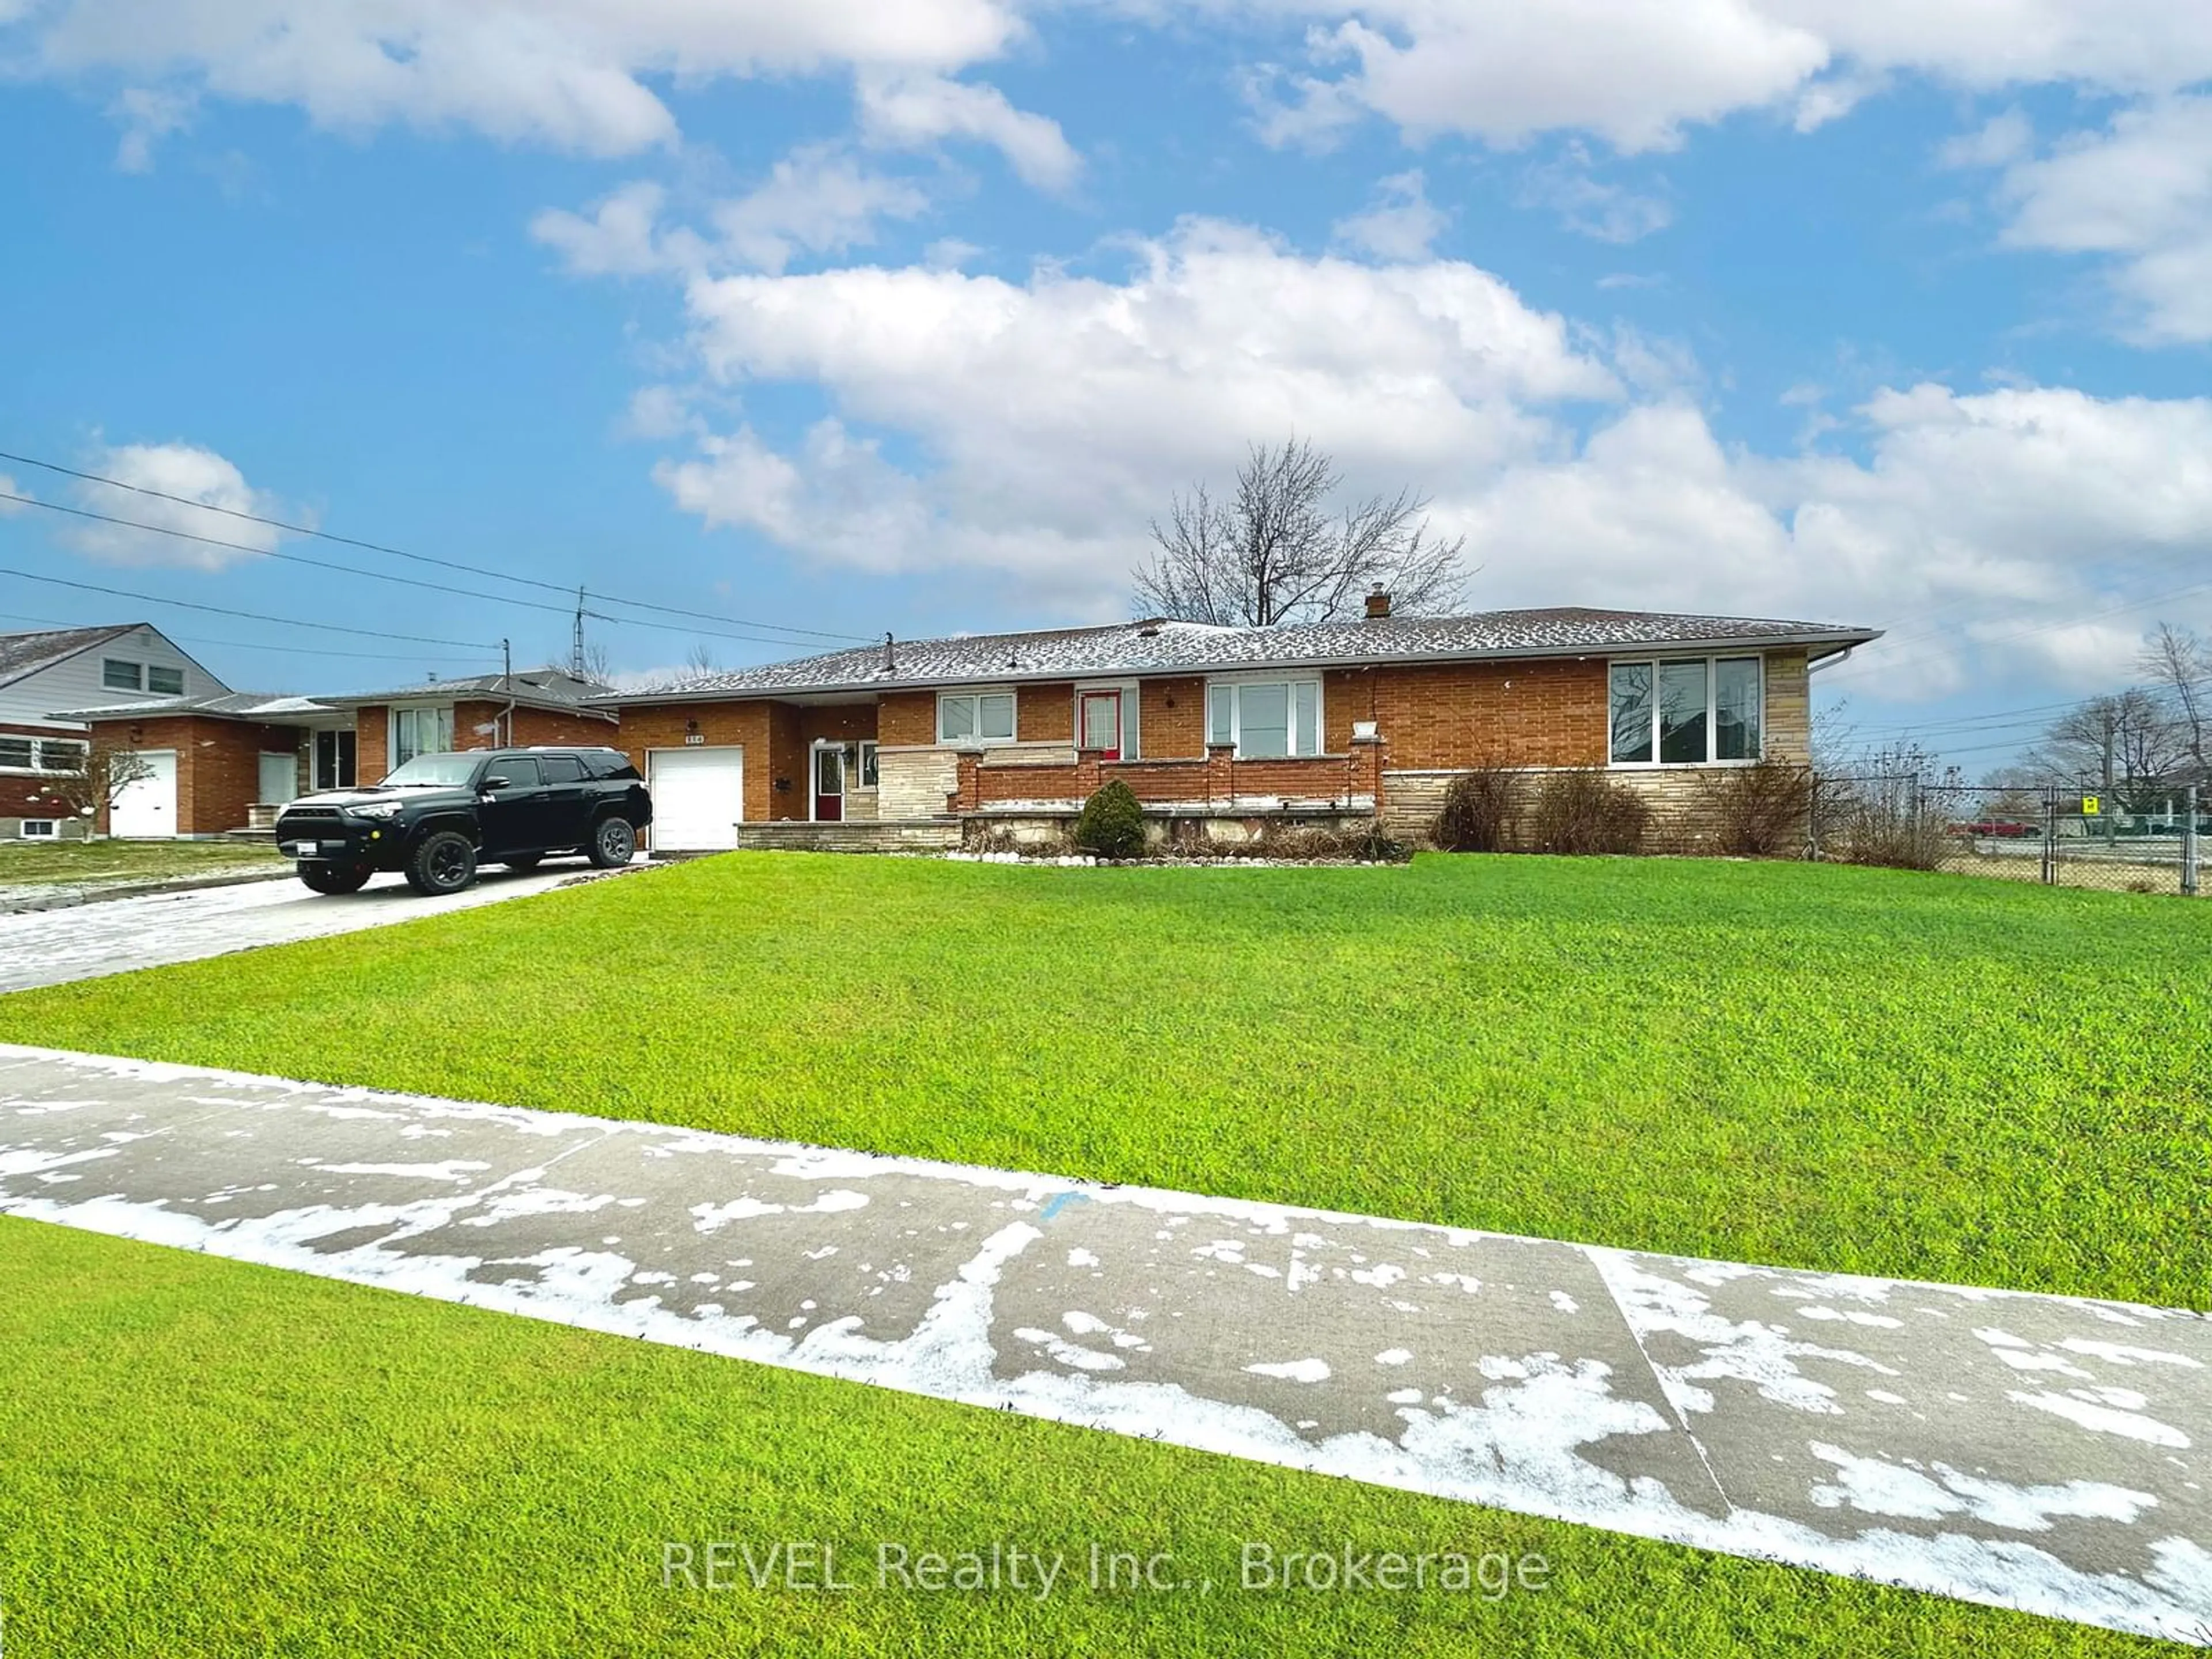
1 489 863 654
3 491 593 618
0 446 873 643
0 608 493 666
0 566 498 649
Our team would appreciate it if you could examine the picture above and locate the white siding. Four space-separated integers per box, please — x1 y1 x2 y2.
0 627 229 732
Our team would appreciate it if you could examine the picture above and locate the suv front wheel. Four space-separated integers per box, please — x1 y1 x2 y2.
406 828 479 896
299 861 373 896
588 815 636 869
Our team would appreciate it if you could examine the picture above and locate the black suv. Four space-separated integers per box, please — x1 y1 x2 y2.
273 747 653 896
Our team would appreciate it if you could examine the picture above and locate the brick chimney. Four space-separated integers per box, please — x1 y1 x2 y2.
1364 586 1392 620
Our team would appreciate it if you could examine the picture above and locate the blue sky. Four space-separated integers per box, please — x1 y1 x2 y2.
2 1 2209 774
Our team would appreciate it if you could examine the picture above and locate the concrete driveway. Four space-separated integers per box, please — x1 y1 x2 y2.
2 1044 2206 1643
0 862 603 993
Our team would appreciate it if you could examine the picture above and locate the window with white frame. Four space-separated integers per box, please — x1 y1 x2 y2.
147 665 184 696
102 658 143 691
1206 677 1322 759
390 705 455 767
858 741 879 786
937 690 1016 745
1609 657 1763 765
0 737 86 773
18 819 57 838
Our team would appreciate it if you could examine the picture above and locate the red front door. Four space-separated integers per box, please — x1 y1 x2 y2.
1079 691 1123 760
813 745 845 822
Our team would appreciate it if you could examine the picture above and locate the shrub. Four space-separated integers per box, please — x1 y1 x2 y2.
1703 762 1815 858
1433 769 1525 853
1817 772 1945 871
1245 823 1411 862
1072 779 1146 859
1527 769 1650 855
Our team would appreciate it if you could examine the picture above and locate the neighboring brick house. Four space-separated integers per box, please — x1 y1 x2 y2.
0 622 228 839
61 668 618 838
594 603 1880 853
42 692 333 840
311 670 620 782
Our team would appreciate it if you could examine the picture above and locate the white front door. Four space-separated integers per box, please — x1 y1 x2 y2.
258 752 296 806
110 750 177 838
646 746 745 851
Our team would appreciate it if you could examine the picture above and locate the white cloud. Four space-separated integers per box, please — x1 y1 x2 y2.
1990 96 2212 344
619 385 698 442
711 146 932 274
62 442 286 570
1234 0 2212 154
533 149 930 279
1330 169 1447 261
658 219 1616 596
1455 383 2212 695
17 0 1027 159
108 84 195 171
856 71 1080 190
0 474 26 513
531 180 699 278
639 224 2212 690
1517 147 1672 243
1244 0 1827 153
1937 108 2032 171
925 237 984 269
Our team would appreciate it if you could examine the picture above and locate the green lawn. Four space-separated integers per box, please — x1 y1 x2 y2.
0 836 284 888
0 1218 2164 1658
5 852 2207 1307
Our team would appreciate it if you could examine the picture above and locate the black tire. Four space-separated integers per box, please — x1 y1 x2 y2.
502 854 544 872
405 828 479 895
588 815 636 869
298 861 373 896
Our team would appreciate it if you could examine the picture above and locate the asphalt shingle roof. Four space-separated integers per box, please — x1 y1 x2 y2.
44 691 335 721
601 608 1881 704
315 669 618 715
0 624 138 691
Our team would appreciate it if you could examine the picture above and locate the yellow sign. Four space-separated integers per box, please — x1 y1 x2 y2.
2081 795 2101 816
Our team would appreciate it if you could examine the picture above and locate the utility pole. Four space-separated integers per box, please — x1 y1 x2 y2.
2101 703 2118 849
2186 782 2200 898
502 637 514 747
571 585 587 680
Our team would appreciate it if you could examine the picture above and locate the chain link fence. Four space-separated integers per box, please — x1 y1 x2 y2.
1810 774 2204 897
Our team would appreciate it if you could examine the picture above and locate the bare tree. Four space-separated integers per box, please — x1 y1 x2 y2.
2021 688 2187 806
1133 437 1467 626
41 740 155 832
682 641 721 676
547 643 615 685
1976 764 2046 820
2139 621 2209 781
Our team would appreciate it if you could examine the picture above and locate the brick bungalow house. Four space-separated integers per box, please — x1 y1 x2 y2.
598 602 1881 853
55 668 618 838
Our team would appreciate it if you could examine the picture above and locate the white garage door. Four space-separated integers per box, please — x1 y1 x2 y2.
110 750 177 839
647 746 745 851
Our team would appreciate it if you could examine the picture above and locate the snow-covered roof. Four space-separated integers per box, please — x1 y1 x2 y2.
600 608 1882 705
315 668 616 716
0 623 139 691
48 691 336 723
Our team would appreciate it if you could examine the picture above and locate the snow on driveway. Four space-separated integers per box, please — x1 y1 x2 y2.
0 864 598 993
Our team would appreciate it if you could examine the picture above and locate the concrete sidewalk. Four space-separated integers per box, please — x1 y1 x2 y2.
1 1044 2206 1643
